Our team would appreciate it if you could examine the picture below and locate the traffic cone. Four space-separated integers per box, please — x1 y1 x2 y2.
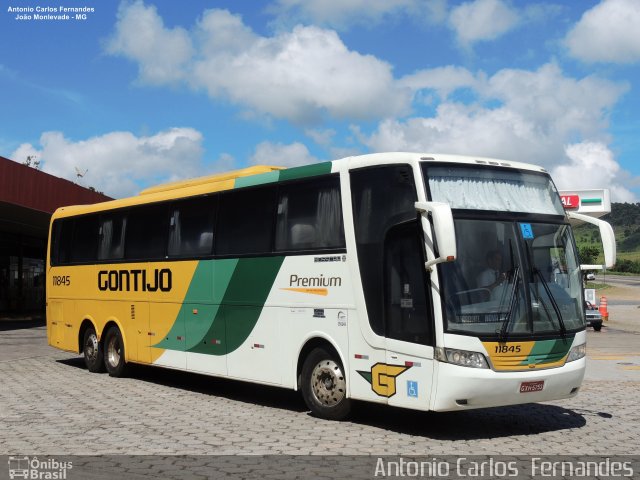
599 296 608 321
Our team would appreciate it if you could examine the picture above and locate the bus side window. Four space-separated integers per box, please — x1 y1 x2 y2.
98 214 127 261
215 187 275 256
51 219 73 266
168 196 216 257
70 215 100 263
125 205 169 260
275 175 345 252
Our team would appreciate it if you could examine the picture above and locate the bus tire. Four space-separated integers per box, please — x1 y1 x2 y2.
301 347 351 420
103 326 128 377
82 326 105 373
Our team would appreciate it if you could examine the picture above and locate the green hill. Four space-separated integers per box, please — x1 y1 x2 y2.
573 202 640 273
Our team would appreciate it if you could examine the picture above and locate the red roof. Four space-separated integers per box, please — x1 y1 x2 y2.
0 155 112 213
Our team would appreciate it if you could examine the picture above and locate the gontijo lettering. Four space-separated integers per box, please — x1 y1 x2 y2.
98 269 172 292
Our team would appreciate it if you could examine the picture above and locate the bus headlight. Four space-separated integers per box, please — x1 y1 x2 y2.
566 344 586 362
435 347 489 369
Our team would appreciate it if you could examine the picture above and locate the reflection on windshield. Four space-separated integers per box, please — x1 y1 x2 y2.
526 223 582 333
440 220 584 336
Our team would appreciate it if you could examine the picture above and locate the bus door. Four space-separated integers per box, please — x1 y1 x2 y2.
350 164 435 409
383 221 435 410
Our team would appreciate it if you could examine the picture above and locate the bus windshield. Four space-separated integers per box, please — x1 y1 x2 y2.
437 219 584 337
423 163 583 338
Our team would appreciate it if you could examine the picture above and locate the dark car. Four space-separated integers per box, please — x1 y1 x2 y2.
585 301 603 331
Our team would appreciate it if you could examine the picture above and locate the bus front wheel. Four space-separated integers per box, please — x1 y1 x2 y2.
301 347 351 420
103 326 128 377
83 326 105 373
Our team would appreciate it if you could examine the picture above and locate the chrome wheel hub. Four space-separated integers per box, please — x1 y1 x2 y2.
106 335 121 367
85 333 99 362
311 359 346 407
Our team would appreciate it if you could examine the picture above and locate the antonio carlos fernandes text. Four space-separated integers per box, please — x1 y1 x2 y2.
373 457 634 478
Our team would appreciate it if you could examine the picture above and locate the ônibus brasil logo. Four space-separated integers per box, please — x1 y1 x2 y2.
8 456 72 479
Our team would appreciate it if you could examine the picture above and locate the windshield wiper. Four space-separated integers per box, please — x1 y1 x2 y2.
497 266 520 342
523 240 567 337
533 268 567 337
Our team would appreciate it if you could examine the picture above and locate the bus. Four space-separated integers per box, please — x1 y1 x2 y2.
46 153 616 420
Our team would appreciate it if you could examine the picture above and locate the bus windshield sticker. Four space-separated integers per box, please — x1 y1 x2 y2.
520 223 534 239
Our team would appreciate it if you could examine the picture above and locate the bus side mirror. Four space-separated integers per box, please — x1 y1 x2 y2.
566 211 616 269
415 201 457 271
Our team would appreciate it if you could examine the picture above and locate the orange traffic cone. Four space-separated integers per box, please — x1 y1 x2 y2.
599 296 609 321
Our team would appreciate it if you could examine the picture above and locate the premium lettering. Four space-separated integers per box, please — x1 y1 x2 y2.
98 269 172 292
289 274 341 288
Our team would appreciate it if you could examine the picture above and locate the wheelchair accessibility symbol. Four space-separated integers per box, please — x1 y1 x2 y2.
407 380 419 398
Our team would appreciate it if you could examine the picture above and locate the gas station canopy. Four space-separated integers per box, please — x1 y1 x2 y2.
558 189 611 219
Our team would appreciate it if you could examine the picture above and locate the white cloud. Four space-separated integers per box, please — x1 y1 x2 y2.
105 1 193 85
360 63 636 200
304 128 336 147
565 0 640 64
11 128 204 198
267 0 447 30
364 103 542 161
399 65 479 99
250 141 320 167
448 0 520 46
482 63 626 140
553 142 636 202
193 21 409 123
106 3 410 123
271 0 529 47
10 143 40 165
99 2 638 200
367 64 626 159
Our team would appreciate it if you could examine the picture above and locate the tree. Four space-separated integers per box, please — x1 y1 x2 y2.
578 246 600 265
22 155 40 169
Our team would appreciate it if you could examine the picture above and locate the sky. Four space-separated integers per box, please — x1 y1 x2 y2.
1 0 640 201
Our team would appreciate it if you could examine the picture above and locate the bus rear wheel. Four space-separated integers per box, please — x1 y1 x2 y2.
83 326 105 373
301 347 351 420
103 326 128 377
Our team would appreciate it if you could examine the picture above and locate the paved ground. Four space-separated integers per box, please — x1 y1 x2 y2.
0 283 638 478
589 279 640 334
593 273 640 289
0 330 638 456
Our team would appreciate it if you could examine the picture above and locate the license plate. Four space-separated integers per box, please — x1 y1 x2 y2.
520 380 544 393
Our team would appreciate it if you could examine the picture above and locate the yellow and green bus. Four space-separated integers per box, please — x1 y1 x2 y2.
47 153 616 420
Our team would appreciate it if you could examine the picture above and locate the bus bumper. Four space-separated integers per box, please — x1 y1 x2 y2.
432 357 585 411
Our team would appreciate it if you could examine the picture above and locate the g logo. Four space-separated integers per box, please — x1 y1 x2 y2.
357 363 410 397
